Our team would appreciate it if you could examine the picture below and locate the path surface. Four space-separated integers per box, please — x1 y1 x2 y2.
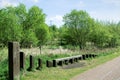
71 56 120 80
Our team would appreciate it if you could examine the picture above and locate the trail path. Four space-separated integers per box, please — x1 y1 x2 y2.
71 56 120 80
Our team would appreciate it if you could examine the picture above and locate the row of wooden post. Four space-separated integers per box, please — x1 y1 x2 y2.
8 42 42 80
8 42 97 80
27 55 42 71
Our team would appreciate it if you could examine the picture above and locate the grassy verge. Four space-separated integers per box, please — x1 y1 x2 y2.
0 48 8 80
21 48 120 80
0 47 120 80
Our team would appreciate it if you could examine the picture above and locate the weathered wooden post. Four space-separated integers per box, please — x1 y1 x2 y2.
76 58 79 62
36 58 42 70
27 55 34 71
86 54 89 58
65 60 69 65
79 56 82 60
8 42 20 80
46 60 53 67
53 60 57 67
82 55 86 60
20 52 25 70
69 58 74 64
58 61 63 66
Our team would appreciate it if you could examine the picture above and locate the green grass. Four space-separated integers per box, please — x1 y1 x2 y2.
0 59 8 80
0 48 8 62
0 48 8 80
21 48 120 80
1 47 120 80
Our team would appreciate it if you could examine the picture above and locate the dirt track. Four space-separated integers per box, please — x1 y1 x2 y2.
71 56 120 80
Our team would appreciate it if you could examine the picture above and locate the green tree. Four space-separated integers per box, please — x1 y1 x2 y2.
35 24 50 53
15 4 27 26
0 7 22 46
25 6 45 30
89 21 116 48
22 6 48 47
49 25 58 39
59 25 68 45
21 29 38 48
63 10 94 49
108 22 120 47
49 25 59 45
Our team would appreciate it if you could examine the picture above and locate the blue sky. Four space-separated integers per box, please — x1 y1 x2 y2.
0 0 120 27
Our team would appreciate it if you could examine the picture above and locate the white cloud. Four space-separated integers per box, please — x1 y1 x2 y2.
102 0 120 6
0 0 18 8
32 0 39 3
46 15 64 27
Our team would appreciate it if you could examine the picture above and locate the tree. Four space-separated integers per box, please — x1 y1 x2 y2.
0 7 22 46
15 4 27 26
49 25 59 45
24 6 45 30
89 21 118 48
49 25 58 39
21 29 38 48
59 25 68 45
108 22 120 47
21 6 48 48
15 4 28 47
63 10 94 49
35 24 50 53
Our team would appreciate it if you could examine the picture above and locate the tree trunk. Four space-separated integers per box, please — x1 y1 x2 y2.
79 45 82 50
39 46 42 54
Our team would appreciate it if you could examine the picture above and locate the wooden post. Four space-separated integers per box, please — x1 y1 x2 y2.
58 61 63 66
27 55 34 71
69 58 74 64
46 60 53 67
20 52 25 70
53 60 57 67
36 58 42 70
8 42 20 80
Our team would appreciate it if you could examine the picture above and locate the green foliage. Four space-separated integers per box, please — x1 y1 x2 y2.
0 4 50 47
36 24 50 46
89 21 120 48
48 25 60 46
63 10 94 49
49 25 59 39
62 9 120 49
89 21 111 48
0 7 22 45
24 6 45 30
0 59 8 80
21 29 38 47
0 4 120 49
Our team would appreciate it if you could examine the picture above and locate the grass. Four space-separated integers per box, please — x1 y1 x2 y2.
21 48 120 80
0 48 8 62
0 47 120 80
0 48 8 80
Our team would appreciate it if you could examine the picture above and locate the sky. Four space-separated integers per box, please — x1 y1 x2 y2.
0 0 120 27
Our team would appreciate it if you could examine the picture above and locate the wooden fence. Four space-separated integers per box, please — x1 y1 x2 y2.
8 42 97 80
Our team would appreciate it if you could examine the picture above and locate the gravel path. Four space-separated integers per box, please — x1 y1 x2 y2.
71 56 120 80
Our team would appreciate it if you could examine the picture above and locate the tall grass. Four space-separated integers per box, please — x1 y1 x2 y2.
0 48 8 62
0 48 8 80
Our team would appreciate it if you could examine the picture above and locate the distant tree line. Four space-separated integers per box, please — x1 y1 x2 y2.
61 10 120 49
0 4 120 49
0 4 50 48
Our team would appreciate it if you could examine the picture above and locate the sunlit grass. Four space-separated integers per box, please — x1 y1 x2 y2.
1 47 120 80
21 48 120 80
